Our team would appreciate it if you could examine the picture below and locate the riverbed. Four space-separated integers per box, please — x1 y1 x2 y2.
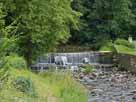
75 71 136 102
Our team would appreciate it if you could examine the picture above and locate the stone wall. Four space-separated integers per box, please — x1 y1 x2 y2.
98 52 113 64
117 54 136 73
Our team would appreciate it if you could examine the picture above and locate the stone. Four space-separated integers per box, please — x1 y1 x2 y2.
91 72 98 77
130 90 136 94
86 85 96 90
79 73 84 79
90 89 103 96
84 79 96 86
70 66 79 71
132 96 136 100
74 69 136 102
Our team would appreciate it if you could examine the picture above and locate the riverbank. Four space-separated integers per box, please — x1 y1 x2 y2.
0 69 87 102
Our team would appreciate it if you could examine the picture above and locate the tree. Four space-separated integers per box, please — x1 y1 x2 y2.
0 2 17 57
129 0 136 39
1 0 80 66
70 0 134 49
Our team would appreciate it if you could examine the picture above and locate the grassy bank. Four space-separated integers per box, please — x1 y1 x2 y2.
0 69 87 102
100 39 136 55
114 45 136 55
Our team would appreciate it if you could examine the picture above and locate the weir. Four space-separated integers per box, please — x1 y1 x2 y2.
31 51 113 71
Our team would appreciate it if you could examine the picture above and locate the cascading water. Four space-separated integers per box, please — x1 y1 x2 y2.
37 52 100 64
32 52 113 71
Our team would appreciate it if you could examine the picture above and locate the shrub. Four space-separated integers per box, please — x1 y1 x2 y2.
0 38 17 57
0 54 27 87
99 41 117 52
115 38 135 48
12 76 37 97
80 64 95 74
2 54 27 70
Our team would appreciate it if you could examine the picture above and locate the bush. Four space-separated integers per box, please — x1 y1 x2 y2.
80 64 95 74
99 41 117 52
12 76 37 97
0 54 27 86
0 38 17 57
115 39 135 48
2 54 27 70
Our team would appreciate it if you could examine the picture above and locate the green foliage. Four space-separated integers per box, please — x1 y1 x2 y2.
0 66 9 89
0 3 17 59
80 64 95 74
100 39 136 54
115 39 135 48
2 54 27 70
100 41 115 51
0 0 80 65
69 0 135 49
0 2 85 101
114 45 136 55
12 76 37 97
0 38 17 57
114 38 136 54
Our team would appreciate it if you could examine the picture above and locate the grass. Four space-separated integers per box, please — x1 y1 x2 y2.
100 39 136 55
101 44 136 55
39 71 87 102
0 69 87 102
114 45 136 55
80 64 96 74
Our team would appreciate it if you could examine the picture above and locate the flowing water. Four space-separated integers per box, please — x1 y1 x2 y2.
38 52 101 64
33 52 113 71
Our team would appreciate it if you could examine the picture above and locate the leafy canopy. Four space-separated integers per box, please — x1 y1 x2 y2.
0 0 80 65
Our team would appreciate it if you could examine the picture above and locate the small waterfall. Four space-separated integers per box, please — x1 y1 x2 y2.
32 52 113 71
